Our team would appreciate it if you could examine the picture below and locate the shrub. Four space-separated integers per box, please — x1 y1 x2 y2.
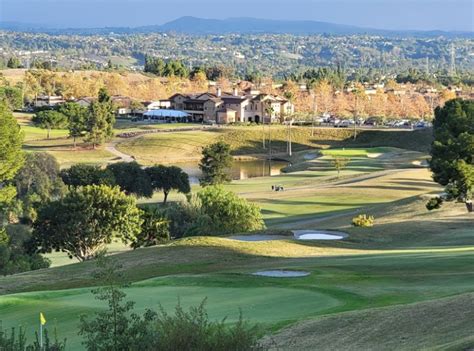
0 225 50 276
132 206 170 248
426 197 444 211
154 300 264 351
79 257 265 351
0 324 66 351
196 186 265 235
352 214 375 227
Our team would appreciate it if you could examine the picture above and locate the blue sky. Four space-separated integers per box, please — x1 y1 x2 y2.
1 0 473 31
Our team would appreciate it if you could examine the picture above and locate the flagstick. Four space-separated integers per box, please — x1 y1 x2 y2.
40 321 43 350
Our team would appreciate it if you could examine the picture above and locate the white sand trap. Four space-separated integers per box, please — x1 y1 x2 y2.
367 153 383 158
412 160 429 167
293 230 348 241
252 270 310 278
228 235 289 242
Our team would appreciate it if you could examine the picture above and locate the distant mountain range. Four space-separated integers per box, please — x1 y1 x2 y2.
1 16 472 38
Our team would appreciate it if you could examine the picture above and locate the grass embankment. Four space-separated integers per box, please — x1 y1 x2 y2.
117 126 432 164
263 292 474 350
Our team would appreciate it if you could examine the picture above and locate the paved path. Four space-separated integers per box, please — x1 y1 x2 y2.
105 140 135 162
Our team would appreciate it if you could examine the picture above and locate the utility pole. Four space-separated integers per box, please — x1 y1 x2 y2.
287 118 294 156
311 91 317 137
353 94 358 140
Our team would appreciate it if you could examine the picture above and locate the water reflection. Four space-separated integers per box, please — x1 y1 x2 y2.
175 160 288 184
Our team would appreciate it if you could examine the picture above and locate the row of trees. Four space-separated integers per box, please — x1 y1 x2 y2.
32 88 115 147
13 68 463 121
144 56 189 77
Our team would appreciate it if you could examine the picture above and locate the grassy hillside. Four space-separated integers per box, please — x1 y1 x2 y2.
263 293 474 350
117 126 432 164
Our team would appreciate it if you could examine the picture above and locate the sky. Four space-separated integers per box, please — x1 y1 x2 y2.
0 0 473 31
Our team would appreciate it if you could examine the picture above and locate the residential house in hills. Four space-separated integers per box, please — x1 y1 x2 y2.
168 88 294 124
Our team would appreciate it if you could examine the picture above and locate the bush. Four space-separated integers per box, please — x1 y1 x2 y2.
0 324 66 351
0 225 50 276
154 300 264 351
352 214 375 227
79 257 265 351
426 197 444 211
132 206 170 248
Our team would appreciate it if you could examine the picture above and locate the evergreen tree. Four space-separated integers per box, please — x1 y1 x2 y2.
0 101 24 206
85 88 115 148
430 99 474 212
199 141 233 186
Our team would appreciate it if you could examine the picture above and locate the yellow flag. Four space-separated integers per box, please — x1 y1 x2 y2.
40 312 46 325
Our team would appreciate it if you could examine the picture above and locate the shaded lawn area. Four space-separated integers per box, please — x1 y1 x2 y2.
0 248 472 350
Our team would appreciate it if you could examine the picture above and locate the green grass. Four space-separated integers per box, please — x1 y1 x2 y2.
0 194 472 349
263 292 474 350
1 245 473 350
116 126 432 164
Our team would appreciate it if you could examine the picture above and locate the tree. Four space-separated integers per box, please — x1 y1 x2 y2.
31 185 142 261
84 88 115 148
146 165 190 204
0 225 50 275
106 162 153 198
79 256 156 350
196 186 265 235
430 99 474 212
7 57 21 69
331 156 350 178
131 206 170 248
0 101 24 207
58 102 88 147
199 141 233 186
60 164 115 189
14 152 65 223
32 110 67 139
0 86 23 110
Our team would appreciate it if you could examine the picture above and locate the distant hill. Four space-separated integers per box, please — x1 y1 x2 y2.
0 16 472 38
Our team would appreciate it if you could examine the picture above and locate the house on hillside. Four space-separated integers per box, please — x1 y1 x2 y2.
34 95 65 108
76 95 133 117
168 87 294 124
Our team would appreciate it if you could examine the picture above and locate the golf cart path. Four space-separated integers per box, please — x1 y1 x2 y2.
106 139 136 162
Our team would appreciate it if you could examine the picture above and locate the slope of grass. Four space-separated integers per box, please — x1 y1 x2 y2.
116 127 432 164
1 246 473 350
263 292 474 351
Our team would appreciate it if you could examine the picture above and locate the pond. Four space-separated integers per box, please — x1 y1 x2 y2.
175 159 289 184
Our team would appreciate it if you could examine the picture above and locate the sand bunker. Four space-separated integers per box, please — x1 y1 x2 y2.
293 230 348 241
252 270 310 277
367 153 383 158
228 235 289 242
412 160 429 167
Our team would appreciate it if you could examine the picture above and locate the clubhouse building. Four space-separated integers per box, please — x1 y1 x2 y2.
167 88 294 124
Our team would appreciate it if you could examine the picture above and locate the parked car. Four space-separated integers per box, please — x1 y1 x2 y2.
335 119 353 128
